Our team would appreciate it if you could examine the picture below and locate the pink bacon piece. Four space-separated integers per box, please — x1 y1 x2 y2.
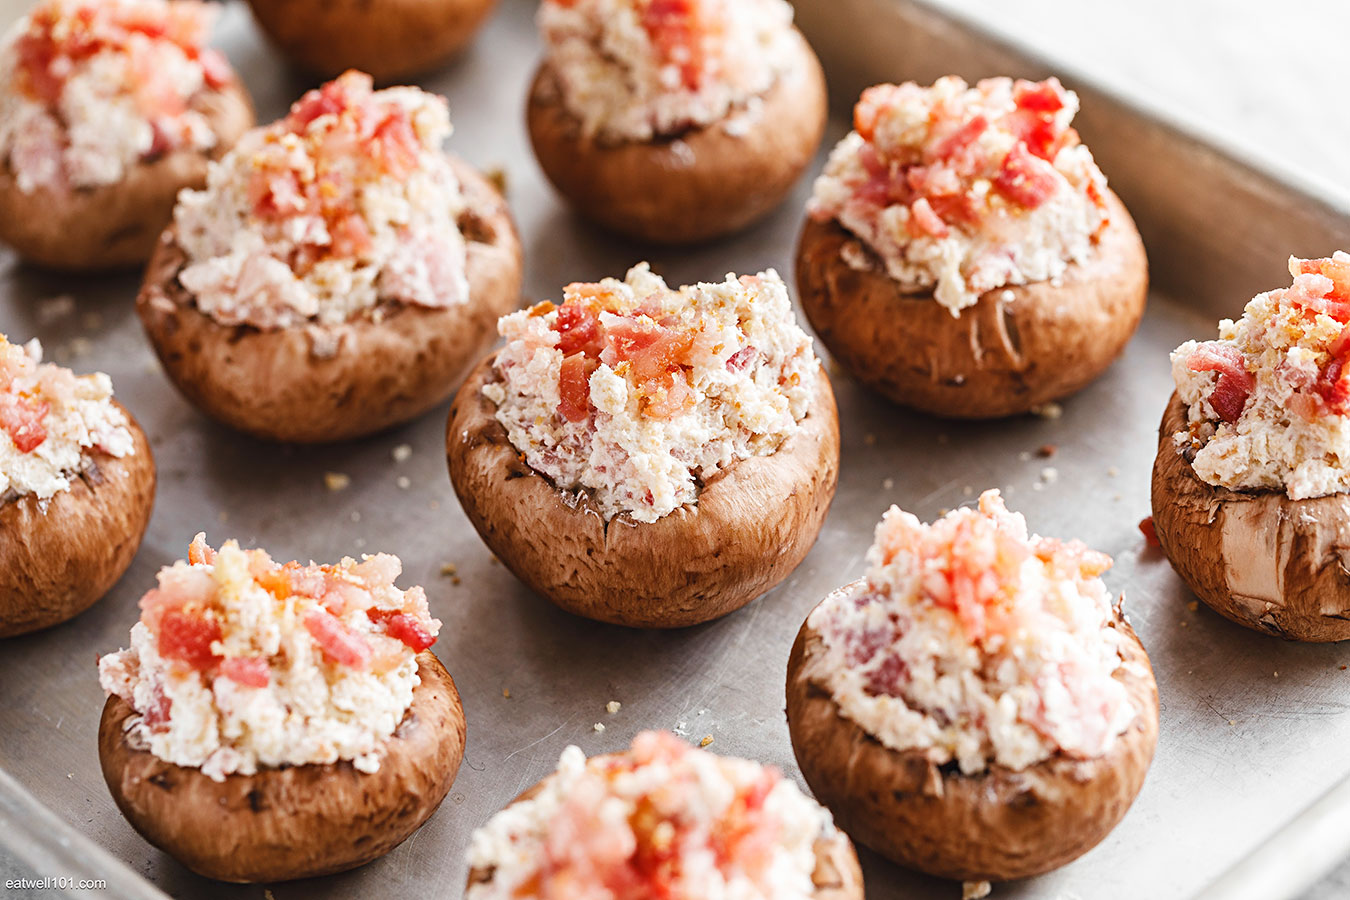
304 608 372 670
1187 342 1254 423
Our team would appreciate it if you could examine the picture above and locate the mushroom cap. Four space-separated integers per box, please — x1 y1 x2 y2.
0 402 155 638
98 650 466 883
245 0 500 82
786 586 1159 882
136 157 523 444
526 27 827 245
794 189 1148 419
0 76 254 271
465 753 865 899
446 355 840 628
1152 391 1350 641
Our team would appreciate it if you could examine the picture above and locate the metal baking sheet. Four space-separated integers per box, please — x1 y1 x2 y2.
4 1 1350 898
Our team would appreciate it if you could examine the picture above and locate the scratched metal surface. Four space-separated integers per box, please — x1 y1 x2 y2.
3 1 1350 899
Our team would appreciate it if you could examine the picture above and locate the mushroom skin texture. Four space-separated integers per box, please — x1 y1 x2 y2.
1152 393 1350 641
0 78 254 271
786 586 1159 883
98 651 465 883
465 758 865 900
795 189 1148 419
0 403 155 638
526 28 826 245
446 355 840 628
136 159 522 444
245 0 499 82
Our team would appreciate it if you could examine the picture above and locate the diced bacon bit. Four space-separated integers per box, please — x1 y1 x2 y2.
548 290 700 422
559 352 599 422
539 732 782 897
1187 341 1254 423
0 393 49 452
157 609 223 671
993 143 1060 209
909 197 949 238
219 656 270 688
1316 358 1350 417
1287 256 1350 322
187 532 216 566
304 608 373 670
642 0 710 91
1138 517 1160 548
142 682 172 731
726 346 758 371
366 607 437 652
556 300 605 356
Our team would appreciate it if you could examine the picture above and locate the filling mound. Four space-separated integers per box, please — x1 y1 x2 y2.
537 0 798 142
0 0 232 193
174 70 468 331
98 535 442 782
484 264 818 523
807 490 1135 775
0 334 133 502
1171 254 1350 500
466 731 835 900
808 76 1110 314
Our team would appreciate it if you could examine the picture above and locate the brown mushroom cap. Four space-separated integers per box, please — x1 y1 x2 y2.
136 157 523 444
464 754 865 899
99 650 465 883
1151 392 1350 641
0 77 254 271
794 189 1149 419
0 402 155 638
526 28 827 245
786 586 1159 883
446 355 840 628
245 0 499 82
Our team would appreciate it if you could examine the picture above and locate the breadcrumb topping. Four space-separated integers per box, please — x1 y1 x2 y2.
1172 253 1350 499
0 0 229 193
809 76 1109 314
807 491 1134 775
537 0 798 142
0 334 133 501
174 71 468 330
485 264 817 523
98 535 441 782
466 732 836 900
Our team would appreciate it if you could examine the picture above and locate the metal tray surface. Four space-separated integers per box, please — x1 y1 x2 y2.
3 1 1350 899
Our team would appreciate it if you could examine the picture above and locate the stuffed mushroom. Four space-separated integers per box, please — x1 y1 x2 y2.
246 0 499 82
447 265 839 628
527 0 826 245
797 76 1148 418
0 0 253 270
0 334 154 638
465 730 863 899
1153 253 1350 641
137 71 523 443
787 491 1158 882
97 534 465 882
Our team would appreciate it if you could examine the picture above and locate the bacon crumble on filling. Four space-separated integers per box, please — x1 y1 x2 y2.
483 264 818 523
808 76 1111 314
173 70 469 331
806 491 1135 775
465 731 837 900
537 0 798 142
0 0 230 193
97 535 442 782
1171 252 1350 500
0 334 133 501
